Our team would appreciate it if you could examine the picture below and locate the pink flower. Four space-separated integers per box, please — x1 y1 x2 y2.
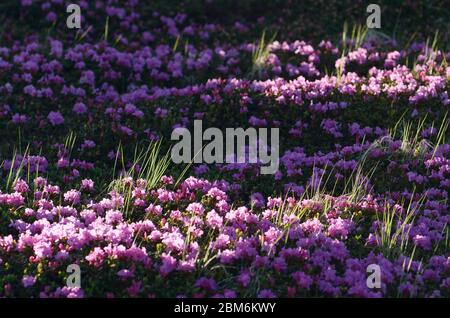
117 269 134 279
47 111 65 126
328 218 353 239
145 203 163 216
14 179 29 193
186 202 205 215
292 271 313 289
22 275 36 288
206 210 223 229
33 241 52 259
162 231 185 252
73 102 87 115
105 209 124 224
219 249 236 264
236 270 251 287
81 179 94 191
85 247 105 267
64 189 81 205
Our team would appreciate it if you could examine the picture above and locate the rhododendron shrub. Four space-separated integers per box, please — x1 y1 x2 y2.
0 176 448 298
0 1 448 298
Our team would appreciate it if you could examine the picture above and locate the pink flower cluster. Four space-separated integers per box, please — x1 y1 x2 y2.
0 174 448 298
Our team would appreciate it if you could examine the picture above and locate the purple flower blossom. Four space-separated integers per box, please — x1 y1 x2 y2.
47 111 64 126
